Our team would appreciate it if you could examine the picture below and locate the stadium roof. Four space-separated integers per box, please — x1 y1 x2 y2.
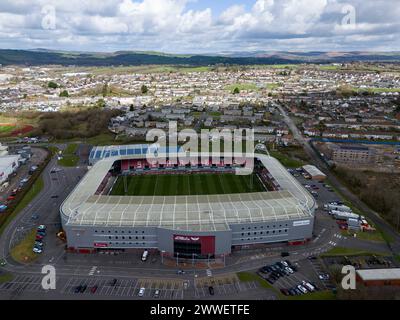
89 144 182 164
61 151 316 231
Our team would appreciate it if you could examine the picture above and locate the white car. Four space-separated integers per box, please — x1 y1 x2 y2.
285 267 294 274
281 261 289 267
33 247 42 254
297 285 308 294
138 288 145 297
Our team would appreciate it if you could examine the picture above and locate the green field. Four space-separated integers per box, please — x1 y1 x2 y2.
111 173 265 196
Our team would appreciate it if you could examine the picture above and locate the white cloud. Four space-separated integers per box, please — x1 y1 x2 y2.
0 0 398 52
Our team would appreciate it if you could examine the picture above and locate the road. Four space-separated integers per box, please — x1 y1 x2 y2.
274 102 400 254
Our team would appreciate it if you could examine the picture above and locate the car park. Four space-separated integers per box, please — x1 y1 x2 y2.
138 288 145 297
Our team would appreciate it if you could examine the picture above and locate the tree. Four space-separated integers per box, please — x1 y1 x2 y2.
48 81 58 89
96 99 106 108
59 90 69 97
129 104 134 112
141 85 148 94
233 87 240 94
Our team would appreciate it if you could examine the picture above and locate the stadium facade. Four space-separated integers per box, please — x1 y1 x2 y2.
61 144 317 258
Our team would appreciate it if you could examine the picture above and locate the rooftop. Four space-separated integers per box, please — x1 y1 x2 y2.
357 268 400 281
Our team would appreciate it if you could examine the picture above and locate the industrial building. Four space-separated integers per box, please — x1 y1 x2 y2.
0 154 20 184
302 165 327 181
356 268 400 287
61 145 316 258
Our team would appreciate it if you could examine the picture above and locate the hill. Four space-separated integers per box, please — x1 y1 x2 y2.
0 49 399 67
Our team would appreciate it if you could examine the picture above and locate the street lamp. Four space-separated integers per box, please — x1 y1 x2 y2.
176 252 179 266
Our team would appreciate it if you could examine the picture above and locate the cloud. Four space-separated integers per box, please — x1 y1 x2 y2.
0 0 398 53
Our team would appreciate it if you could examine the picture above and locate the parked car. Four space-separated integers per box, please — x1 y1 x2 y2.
80 284 87 293
154 290 160 298
90 285 98 294
297 285 308 294
208 286 214 295
0 205 7 212
138 288 145 297
280 288 290 296
37 225 46 231
33 247 42 254
110 278 117 286
74 285 82 293
281 252 289 257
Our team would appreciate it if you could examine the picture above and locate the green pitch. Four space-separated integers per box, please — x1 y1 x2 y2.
110 173 266 196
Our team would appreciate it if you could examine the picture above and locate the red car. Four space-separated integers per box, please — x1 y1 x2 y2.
36 234 44 240
90 285 98 294
7 196 15 201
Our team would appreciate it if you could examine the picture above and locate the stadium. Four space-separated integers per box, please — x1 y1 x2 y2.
60 144 317 259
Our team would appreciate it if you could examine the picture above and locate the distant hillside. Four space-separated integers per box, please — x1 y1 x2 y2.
0 49 399 66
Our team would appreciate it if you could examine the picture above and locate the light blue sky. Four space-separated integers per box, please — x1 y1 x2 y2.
0 0 398 53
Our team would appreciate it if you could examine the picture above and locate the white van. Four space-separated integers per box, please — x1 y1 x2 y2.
302 281 315 292
141 250 149 261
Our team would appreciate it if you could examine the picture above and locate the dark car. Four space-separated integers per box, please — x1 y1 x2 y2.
288 289 296 296
74 285 82 293
80 284 87 293
110 278 117 286
266 278 275 285
280 288 290 296
51 195 59 199
281 252 290 257
208 286 214 296
90 285 98 294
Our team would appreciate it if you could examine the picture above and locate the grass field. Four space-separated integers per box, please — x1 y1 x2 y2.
10 229 38 263
110 173 265 196
58 143 79 167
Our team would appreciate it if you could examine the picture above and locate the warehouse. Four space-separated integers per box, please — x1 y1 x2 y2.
61 146 316 258
356 268 400 287
0 155 20 184
302 164 327 181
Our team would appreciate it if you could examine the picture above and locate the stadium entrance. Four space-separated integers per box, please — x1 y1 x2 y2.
173 235 215 259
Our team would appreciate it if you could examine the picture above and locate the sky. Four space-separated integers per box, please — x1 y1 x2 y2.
0 0 399 54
